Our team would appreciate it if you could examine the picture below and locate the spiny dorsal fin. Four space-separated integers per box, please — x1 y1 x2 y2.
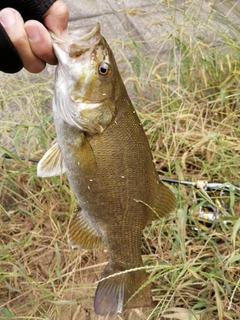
68 207 102 249
37 141 65 177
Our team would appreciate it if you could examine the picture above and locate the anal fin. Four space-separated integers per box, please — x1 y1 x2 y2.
68 206 102 249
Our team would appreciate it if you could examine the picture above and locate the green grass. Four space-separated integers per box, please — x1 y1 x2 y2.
1 1 240 319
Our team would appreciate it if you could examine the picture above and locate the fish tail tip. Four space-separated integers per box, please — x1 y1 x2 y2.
94 264 152 315
94 280 124 315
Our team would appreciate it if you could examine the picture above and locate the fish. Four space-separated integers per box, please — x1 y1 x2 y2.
37 23 176 316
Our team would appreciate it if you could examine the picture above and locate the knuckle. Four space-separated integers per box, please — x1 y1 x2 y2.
56 2 69 18
45 0 69 20
12 32 28 47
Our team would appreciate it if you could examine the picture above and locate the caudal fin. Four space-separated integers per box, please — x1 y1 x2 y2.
94 263 153 315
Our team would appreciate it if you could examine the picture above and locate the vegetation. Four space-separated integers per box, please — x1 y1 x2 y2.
0 1 240 319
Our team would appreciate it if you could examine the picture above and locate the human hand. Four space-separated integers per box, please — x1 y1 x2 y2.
0 0 69 73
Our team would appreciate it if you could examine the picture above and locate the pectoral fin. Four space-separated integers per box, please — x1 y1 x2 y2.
68 206 102 249
37 141 65 177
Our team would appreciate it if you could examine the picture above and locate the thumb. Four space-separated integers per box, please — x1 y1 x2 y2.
43 0 69 39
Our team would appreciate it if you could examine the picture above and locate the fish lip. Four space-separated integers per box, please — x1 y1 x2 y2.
50 31 67 43
51 23 101 57
50 23 100 43
71 23 100 42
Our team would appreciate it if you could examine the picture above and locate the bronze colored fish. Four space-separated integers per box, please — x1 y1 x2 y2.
37 23 176 315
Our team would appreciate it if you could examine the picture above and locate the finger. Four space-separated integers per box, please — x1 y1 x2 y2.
0 8 45 73
43 0 69 40
25 20 57 65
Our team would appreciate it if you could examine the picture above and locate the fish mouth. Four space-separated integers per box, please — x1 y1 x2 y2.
69 23 101 57
51 23 101 57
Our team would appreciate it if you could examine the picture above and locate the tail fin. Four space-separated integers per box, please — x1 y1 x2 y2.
94 263 153 315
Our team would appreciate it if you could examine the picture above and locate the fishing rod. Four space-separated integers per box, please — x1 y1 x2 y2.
160 177 240 195
1 153 240 195
2 152 239 228
1 153 39 163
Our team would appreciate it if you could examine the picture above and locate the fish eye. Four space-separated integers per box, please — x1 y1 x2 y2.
98 62 111 77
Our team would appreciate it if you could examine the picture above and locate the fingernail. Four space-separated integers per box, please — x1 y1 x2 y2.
60 28 69 41
0 9 16 27
27 26 40 42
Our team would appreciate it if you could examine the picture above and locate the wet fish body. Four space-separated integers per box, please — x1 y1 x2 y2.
38 23 176 315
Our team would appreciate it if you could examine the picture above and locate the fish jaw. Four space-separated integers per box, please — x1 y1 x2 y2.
51 24 117 134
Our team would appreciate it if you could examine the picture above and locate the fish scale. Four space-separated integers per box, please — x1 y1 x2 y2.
37 23 176 316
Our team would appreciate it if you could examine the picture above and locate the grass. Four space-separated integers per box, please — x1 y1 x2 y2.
0 1 240 319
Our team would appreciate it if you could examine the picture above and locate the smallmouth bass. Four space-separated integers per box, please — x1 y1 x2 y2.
37 23 176 315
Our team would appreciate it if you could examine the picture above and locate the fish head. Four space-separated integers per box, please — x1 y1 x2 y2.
51 23 120 134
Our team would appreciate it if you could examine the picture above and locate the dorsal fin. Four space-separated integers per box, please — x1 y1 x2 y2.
150 179 176 220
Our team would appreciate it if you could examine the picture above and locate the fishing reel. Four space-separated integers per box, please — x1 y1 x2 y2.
188 197 231 231
161 178 240 232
